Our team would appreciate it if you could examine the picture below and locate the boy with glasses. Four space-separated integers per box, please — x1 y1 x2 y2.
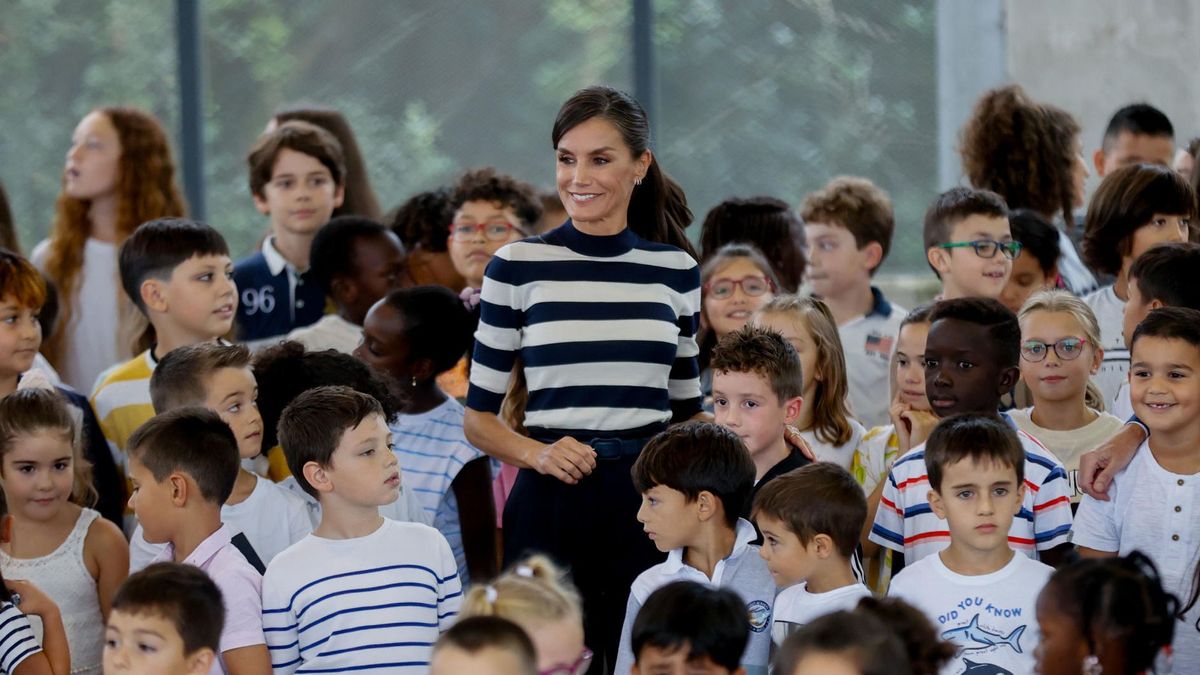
923 186 1020 301
447 167 542 292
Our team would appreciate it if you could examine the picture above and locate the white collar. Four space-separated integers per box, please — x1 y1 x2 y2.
261 236 302 277
662 518 758 584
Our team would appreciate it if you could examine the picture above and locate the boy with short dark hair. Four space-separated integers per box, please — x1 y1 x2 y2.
630 581 750 675
922 187 1017 301
286 216 406 354
447 167 541 291
614 421 774 674
93 218 236 471
753 462 870 644
1110 242 1200 418
235 120 346 343
889 414 1054 675
801 176 905 427
868 298 1073 565
710 325 810 515
1074 307 1200 672
104 562 226 675
262 386 461 673
999 209 1062 314
1093 103 1175 177
126 408 269 675
129 343 312 572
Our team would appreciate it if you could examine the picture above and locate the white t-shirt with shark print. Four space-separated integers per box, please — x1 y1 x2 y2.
889 551 1052 675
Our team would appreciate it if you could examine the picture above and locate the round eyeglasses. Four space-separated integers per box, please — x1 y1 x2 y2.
449 221 520 242
1020 337 1088 362
938 239 1023 260
704 275 775 300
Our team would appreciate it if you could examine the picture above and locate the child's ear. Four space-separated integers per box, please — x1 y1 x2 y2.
187 648 216 675
140 278 170 314
303 461 334 495
168 473 189 507
928 488 947 520
927 246 951 278
695 490 716 523
252 192 271 215
860 241 884 272
333 184 346 209
410 357 437 383
1090 345 1104 374
812 533 836 559
1092 148 1107 177
1013 483 1027 514
996 365 1020 393
783 396 803 425
329 276 356 307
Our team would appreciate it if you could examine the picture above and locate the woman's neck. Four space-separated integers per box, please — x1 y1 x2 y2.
272 230 314 271
572 215 628 237
1030 397 1096 431
87 195 120 243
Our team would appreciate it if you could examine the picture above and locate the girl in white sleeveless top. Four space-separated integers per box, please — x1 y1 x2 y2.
0 389 129 675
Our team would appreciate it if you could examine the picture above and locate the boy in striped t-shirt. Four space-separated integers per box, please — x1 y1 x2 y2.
262 386 462 674
868 298 1073 567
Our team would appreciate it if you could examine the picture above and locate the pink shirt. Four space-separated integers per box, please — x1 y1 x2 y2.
153 525 265 674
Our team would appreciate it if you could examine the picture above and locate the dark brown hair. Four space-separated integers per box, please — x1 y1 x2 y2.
752 462 866 558
924 414 1024 493
552 86 696 259
959 85 1081 227
277 385 385 499
854 597 956 675
922 186 1009 254
1128 242 1200 311
451 168 542 229
150 343 252 413
631 421 754 527
127 407 239 505
247 120 346 199
433 616 537 675
0 388 95 508
274 107 381 220
710 325 803 402
113 562 225 656
800 176 895 272
699 196 806 291
389 188 454 252
1081 163 1196 276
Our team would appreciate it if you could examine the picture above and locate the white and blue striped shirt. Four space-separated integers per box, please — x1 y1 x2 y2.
0 601 39 674
467 221 702 439
390 398 483 584
261 519 462 673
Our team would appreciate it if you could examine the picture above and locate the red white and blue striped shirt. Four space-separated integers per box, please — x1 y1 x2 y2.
868 414 1073 563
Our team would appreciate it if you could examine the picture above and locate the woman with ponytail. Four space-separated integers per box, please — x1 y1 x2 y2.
464 86 703 669
33 108 186 392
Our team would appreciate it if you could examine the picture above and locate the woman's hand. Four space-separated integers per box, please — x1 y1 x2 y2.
524 437 597 485
784 425 817 461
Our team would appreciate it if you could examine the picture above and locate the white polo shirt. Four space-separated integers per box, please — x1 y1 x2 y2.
838 287 904 428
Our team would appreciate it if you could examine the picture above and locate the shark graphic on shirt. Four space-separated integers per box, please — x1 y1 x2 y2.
961 660 1013 675
941 613 1026 654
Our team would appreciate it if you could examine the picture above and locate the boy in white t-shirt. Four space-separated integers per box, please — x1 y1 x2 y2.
752 462 871 645
889 414 1054 675
129 343 312 572
1073 307 1200 673
262 386 461 674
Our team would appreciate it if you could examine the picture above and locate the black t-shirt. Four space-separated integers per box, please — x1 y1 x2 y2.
742 444 812 542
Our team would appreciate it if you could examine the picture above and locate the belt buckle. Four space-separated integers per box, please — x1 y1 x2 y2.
591 438 622 460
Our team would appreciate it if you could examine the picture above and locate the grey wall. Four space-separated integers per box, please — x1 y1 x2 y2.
1006 0 1200 194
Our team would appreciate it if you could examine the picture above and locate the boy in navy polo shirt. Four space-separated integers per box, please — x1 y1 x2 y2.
800 176 904 427
234 120 345 344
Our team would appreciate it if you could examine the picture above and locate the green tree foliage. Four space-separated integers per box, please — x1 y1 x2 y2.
0 0 933 270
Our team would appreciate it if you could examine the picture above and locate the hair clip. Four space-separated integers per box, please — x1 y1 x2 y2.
515 565 534 578
485 585 498 605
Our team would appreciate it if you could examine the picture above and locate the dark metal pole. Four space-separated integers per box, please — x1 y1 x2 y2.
175 0 206 221
632 0 657 134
